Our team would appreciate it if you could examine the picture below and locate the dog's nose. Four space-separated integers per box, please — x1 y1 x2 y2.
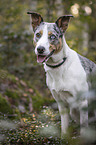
37 46 45 54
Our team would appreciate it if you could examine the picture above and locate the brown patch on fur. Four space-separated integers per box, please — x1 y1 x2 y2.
48 31 53 36
49 38 62 54
40 30 43 35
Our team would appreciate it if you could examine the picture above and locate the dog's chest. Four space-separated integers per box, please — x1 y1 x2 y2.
46 67 70 91
46 67 75 96
45 60 88 98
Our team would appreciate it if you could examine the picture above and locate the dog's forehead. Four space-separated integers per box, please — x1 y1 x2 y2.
45 22 56 30
46 22 60 34
35 22 60 34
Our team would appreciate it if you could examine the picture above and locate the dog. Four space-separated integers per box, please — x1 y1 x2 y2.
27 12 96 137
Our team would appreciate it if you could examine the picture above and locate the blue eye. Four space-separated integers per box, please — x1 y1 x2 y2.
50 34 56 40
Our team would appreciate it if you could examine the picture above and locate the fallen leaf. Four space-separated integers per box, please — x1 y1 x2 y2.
23 93 28 97
20 80 27 87
28 88 34 93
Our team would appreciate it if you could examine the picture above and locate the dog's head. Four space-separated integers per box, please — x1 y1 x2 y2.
27 12 73 63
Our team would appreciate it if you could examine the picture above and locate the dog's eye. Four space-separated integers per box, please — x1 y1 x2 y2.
36 33 41 38
50 34 56 40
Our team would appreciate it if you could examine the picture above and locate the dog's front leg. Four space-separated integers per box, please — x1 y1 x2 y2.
58 102 69 137
80 99 88 134
51 90 69 137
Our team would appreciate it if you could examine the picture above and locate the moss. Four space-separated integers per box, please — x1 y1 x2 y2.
5 89 20 106
30 88 55 111
5 89 20 99
14 108 21 119
32 90 45 111
0 94 13 114
7 74 17 83
32 95 44 111
0 69 8 80
0 70 54 113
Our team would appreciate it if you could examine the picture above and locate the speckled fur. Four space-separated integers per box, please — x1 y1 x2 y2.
78 54 96 74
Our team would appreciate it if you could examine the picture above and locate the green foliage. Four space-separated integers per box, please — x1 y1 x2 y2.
0 93 13 114
0 70 54 118
5 89 20 99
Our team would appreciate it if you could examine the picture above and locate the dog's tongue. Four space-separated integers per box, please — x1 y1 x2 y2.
37 55 46 63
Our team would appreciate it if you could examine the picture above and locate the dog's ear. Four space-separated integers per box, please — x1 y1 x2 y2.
55 15 73 33
27 12 43 32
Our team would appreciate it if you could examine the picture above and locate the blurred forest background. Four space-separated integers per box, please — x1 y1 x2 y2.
0 0 96 144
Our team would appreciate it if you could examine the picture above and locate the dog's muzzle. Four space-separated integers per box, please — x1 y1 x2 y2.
37 46 55 63
37 46 45 54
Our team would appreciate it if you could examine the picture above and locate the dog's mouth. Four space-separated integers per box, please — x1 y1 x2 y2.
37 55 47 63
37 49 55 63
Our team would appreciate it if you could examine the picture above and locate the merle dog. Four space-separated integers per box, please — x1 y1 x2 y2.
27 12 96 137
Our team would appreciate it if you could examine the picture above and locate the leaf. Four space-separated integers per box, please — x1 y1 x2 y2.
20 80 27 87
28 88 34 93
